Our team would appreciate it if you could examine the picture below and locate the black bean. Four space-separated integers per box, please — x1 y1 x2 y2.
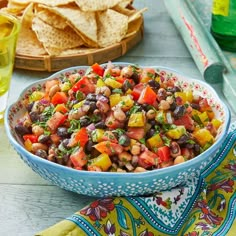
88 101 97 113
15 124 31 136
85 140 95 153
87 93 97 101
148 80 160 90
149 119 157 127
169 101 177 111
130 72 139 84
57 127 69 138
191 103 200 110
29 111 40 122
38 134 50 143
95 121 106 129
184 143 195 149
177 134 189 145
146 129 156 139
194 144 201 154
80 116 91 127
35 149 48 159
62 139 70 148
118 134 130 147
173 105 186 118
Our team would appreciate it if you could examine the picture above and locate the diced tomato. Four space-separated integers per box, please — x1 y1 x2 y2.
126 127 145 140
71 76 95 94
23 134 38 143
91 63 104 76
51 92 68 105
174 114 194 131
115 77 126 84
70 147 87 167
94 141 123 156
105 112 123 129
131 83 144 100
102 131 118 143
138 85 157 105
54 103 68 114
138 149 158 168
68 127 89 147
47 112 67 132
157 146 171 163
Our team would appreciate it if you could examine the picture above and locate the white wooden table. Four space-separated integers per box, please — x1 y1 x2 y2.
0 1 235 235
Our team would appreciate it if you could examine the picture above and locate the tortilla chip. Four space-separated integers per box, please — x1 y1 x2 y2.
97 9 128 47
33 0 74 7
36 9 68 29
32 16 83 55
38 5 98 47
112 4 135 16
75 0 122 12
128 7 147 23
125 15 143 38
16 4 46 56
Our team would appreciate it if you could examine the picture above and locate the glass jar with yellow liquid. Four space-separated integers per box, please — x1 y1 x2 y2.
211 0 236 52
0 12 20 121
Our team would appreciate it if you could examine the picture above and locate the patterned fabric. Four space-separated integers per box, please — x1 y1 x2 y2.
36 128 236 236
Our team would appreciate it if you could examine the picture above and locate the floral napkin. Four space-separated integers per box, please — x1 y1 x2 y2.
36 124 236 236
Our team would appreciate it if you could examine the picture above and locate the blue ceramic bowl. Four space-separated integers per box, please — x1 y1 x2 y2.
5 63 230 197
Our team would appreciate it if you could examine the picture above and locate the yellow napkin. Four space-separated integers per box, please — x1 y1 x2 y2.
36 130 236 236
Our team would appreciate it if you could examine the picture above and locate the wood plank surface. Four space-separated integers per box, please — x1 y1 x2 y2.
0 0 235 235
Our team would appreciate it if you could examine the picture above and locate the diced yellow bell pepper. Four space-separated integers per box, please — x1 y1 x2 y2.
119 95 134 110
147 133 164 150
166 125 186 139
89 153 112 171
126 88 132 95
175 92 186 103
104 78 122 89
60 81 71 92
29 91 45 103
198 111 209 125
192 109 201 117
24 139 33 152
109 94 121 107
91 129 105 143
96 78 105 88
73 100 84 109
211 118 222 129
128 112 145 127
185 90 193 103
193 128 214 147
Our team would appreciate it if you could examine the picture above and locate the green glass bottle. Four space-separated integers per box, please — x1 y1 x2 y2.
211 0 236 52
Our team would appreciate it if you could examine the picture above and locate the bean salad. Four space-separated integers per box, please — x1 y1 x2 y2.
15 62 222 172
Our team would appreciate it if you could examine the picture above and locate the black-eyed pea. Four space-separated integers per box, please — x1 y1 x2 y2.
159 100 170 110
174 155 185 165
113 106 126 121
96 101 110 113
146 109 156 119
118 151 132 162
32 143 48 153
134 167 147 172
117 168 127 172
131 143 141 155
120 66 133 78
32 125 44 136
49 84 60 98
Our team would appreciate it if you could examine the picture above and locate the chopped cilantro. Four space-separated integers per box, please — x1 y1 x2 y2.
68 119 81 133
112 88 123 94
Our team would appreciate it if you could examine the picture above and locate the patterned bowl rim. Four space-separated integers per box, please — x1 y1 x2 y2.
5 62 231 179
